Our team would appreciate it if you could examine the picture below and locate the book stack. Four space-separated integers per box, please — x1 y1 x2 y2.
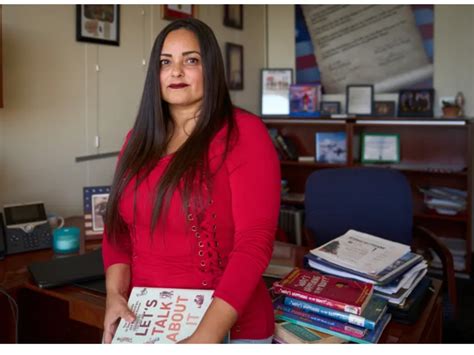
272 267 391 344
304 230 430 323
419 186 467 216
268 128 299 161
278 206 304 246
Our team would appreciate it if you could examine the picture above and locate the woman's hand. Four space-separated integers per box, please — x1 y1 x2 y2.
103 291 136 343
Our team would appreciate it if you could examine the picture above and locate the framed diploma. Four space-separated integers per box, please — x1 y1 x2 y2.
361 133 400 163
346 84 374 116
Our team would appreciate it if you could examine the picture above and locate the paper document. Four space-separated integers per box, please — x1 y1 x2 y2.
310 229 411 274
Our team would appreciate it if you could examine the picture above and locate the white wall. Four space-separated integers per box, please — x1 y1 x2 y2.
267 5 295 70
0 5 265 217
434 5 474 116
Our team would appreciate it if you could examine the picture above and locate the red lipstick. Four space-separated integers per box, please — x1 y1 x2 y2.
169 83 189 89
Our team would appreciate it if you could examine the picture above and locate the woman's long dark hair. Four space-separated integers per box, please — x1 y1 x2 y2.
105 18 235 242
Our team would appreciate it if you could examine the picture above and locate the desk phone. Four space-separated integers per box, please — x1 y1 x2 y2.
2 202 52 255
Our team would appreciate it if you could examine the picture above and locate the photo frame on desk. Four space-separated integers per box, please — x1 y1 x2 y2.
76 5 120 46
346 84 374 116
261 68 293 116
320 101 341 116
374 101 396 117
83 186 110 240
398 89 434 117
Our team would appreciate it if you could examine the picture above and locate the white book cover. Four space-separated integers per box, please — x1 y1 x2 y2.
112 287 214 344
310 229 411 274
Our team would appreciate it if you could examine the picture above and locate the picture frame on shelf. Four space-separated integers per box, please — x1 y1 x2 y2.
346 84 374 116
361 133 400 163
224 5 243 29
315 131 347 164
289 84 321 117
91 194 109 232
320 101 341 116
225 43 244 90
261 68 293 116
398 89 434 117
83 185 110 240
76 5 120 46
161 4 196 21
374 101 396 117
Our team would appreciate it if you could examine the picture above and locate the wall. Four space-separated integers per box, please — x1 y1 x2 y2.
267 5 295 70
434 5 474 116
266 5 474 117
0 5 265 217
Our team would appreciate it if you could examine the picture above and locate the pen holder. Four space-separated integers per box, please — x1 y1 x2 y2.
53 227 80 255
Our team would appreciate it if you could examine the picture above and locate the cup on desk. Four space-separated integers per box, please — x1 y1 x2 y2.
48 214 65 230
52 227 80 256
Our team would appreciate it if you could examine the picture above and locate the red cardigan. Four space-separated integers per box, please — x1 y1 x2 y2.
102 109 281 340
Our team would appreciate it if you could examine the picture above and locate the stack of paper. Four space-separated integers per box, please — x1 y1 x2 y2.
305 229 427 308
419 186 467 215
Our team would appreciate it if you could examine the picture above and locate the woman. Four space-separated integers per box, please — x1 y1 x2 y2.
102 18 280 344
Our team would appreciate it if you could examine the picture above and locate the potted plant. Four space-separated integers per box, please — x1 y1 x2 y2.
441 101 461 118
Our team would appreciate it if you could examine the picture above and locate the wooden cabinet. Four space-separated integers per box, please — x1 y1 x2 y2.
264 117 473 275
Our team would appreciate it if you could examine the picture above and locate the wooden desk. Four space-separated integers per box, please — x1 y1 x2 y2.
0 241 443 343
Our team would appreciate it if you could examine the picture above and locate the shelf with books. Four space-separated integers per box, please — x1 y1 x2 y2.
264 116 473 275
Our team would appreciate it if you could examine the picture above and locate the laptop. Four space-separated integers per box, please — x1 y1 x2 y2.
74 279 106 294
28 248 104 289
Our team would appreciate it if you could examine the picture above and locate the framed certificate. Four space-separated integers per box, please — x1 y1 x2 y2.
361 133 400 163
346 84 374 116
261 68 293 116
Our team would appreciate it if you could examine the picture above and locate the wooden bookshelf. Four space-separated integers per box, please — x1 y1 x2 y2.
264 116 473 275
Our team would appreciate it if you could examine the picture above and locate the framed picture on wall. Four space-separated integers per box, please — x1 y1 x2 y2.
224 5 243 29
162 5 196 21
261 68 293 116
76 5 120 46
226 43 244 90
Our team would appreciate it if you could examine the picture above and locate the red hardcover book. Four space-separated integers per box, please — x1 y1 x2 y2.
273 268 373 315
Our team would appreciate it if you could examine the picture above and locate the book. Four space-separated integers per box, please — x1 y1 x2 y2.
274 301 367 338
310 229 411 275
263 242 299 279
267 128 298 160
278 206 304 245
276 135 298 160
375 268 427 305
305 251 423 285
272 267 373 315
283 295 388 330
315 131 347 164
274 321 345 344
373 260 427 295
112 287 213 344
275 310 392 344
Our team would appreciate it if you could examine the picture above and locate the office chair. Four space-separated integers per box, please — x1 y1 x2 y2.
304 167 457 318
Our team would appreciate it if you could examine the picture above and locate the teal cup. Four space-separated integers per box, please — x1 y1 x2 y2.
53 227 80 254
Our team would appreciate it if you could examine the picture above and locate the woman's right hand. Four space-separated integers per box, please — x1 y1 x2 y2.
103 291 136 343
